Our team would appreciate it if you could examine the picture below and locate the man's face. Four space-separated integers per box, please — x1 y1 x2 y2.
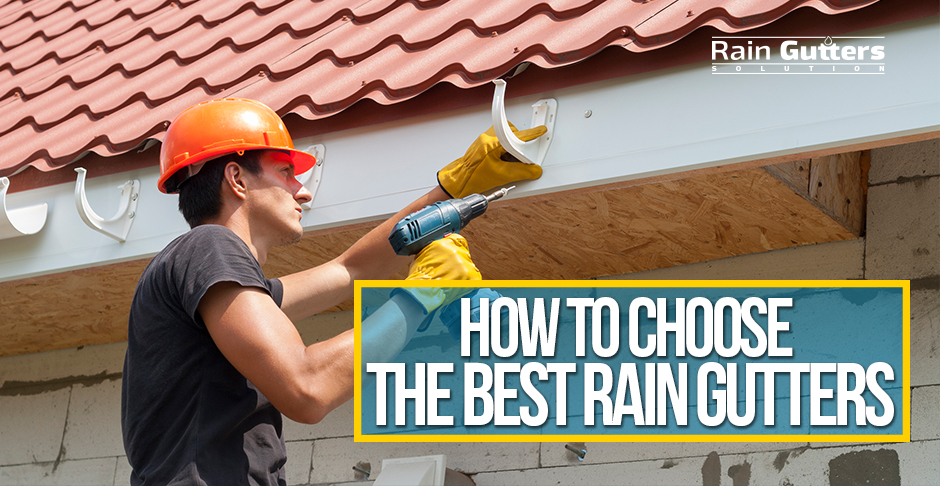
245 151 312 246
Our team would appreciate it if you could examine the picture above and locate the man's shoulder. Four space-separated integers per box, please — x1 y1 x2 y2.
133 224 274 321
160 225 244 257
142 225 241 280
179 224 239 245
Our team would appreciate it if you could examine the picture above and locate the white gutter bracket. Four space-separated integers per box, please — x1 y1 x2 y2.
0 177 48 240
491 79 557 165
297 143 325 210
74 167 140 242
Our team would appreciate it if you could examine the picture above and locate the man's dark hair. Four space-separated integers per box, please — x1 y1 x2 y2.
178 151 263 228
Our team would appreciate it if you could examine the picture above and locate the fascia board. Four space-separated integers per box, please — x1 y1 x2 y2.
0 16 936 282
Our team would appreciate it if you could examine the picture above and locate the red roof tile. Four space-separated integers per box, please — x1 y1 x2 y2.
0 0 887 177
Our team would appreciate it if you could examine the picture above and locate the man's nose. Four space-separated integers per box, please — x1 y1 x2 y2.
294 179 313 205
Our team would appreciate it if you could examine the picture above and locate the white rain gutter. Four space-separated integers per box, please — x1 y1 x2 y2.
0 16 936 282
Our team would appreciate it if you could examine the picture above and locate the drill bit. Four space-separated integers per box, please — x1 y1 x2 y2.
486 186 515 203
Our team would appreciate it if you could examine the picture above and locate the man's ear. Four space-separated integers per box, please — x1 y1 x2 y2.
222 161 249 201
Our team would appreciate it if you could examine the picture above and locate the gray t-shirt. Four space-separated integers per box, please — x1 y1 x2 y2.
122 224 286 485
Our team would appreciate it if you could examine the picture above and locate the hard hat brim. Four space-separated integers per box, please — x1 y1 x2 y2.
158 146 318 194
289 149 318 175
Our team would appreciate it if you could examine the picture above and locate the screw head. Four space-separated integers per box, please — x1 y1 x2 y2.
584 109 593 118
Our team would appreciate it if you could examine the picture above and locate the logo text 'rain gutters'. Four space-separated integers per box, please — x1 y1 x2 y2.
711 36 885 75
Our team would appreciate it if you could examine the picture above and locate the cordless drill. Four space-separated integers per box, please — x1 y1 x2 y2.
388 187 513 256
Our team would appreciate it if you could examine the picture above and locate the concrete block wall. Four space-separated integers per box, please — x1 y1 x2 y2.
0 139 936 485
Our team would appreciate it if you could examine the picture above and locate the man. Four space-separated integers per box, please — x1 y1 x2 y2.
121 98 545 485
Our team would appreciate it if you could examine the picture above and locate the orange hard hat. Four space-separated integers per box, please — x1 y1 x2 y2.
158 98 317 193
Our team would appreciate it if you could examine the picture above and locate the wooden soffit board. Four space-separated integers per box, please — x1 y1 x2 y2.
0 153 866 357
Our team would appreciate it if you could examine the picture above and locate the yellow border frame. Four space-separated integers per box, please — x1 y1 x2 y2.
354 280 910 443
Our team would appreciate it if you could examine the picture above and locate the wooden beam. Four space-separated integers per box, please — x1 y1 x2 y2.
763 151 869 236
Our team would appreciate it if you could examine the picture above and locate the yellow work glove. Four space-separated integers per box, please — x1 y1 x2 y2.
396 234 482 315
438 123 547 198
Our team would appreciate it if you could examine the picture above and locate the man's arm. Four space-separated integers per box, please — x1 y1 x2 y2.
200 284 427 424
277 122 547 322
200 283 351 424
277 186 449 322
